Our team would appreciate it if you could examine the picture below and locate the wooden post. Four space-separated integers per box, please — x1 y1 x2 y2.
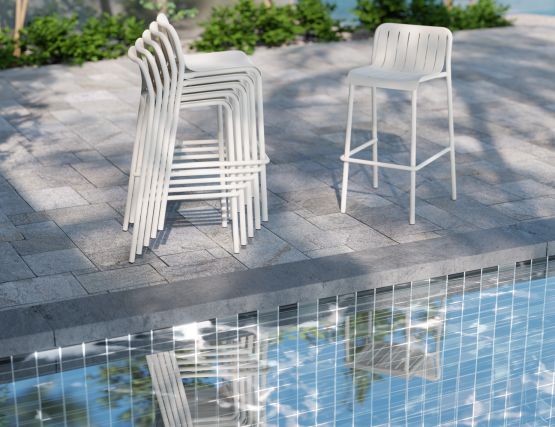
13 0 29 57
158 0 169 14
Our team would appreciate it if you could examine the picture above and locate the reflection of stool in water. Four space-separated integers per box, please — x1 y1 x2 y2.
146 351 194 427
147 332 267 426
344 306 444 381
351 341 441 381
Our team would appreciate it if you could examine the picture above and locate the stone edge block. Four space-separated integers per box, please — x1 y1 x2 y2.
0 216 554 357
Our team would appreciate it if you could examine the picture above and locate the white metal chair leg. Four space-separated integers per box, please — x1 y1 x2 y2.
217 105 228 227
230 197 240 254
340 84 355 214
371 87 378 189
238 190 247 246
123 94 147 231
447 76 457 201
256 75 269 222
410 90 418 225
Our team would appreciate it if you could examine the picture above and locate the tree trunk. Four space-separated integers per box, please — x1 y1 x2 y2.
99 0 113 15
158 0 169 14
13 0 29 57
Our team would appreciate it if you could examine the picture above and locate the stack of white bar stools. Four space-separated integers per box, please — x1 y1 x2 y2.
123 14 269 262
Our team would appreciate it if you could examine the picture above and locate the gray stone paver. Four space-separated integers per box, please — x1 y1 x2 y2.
76 264 166 293
46 203 120 227
0 224 23 242
0 20 554 310
20 186 88 211
23 248 96 276
63 219 131 255
8 211 50 226
12 236 76 256
0 274 87 309
0 242 34 283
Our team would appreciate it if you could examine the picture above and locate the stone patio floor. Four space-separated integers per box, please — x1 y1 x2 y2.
0 17 554 311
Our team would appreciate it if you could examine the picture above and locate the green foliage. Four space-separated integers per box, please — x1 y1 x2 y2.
0 27 18 70
296 0 341 42
193 0 259 53
194 0 342 54
18 15 79 65
408 0 451 27
0 13 145 68
258 4 301 47
449 0 511 30
354 0 510 32
138 0 197 21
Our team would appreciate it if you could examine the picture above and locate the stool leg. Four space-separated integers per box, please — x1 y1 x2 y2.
340 84 355 214
372 87 378 189
410 90 418 225
217 106 228 227
447 76 457 201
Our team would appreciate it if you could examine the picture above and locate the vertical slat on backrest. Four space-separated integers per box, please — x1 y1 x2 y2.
382 27 401 69
404 30 421 72
373 24 451 74
372 27 390 67
423 32 440 73
413 31 431 72
432 33 448 73
392 27 411 71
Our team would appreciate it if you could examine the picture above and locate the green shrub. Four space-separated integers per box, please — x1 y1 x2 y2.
0 28 18 70
18 15 78 65
16 14 144 66
193 0 260 53
354 0 510 32
408 0 451 27
296 0 341 42
194 0 342 53
450 0 511 30
256 3 301 47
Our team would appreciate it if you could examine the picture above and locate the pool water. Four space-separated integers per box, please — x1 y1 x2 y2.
332 0 555 22
1 256 554 426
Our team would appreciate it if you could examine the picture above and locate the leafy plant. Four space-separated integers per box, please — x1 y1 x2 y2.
194 0 343 53
408 0 451 27
16 13 144 66
296 0 341 42
138 0 197 21
0 27 18 69
193 0 259 53
449 0 511 30
257 3 301 47
354 0 510 32
18 15 79 65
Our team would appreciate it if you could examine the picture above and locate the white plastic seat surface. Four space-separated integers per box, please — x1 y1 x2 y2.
185 50 255 72
348 66 442 91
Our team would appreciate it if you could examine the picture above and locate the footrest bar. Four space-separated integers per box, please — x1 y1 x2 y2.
341 156 412 171
349 139 378 157
416 148 451 171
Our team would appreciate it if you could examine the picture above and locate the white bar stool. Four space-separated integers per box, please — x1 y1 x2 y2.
340 23 456 224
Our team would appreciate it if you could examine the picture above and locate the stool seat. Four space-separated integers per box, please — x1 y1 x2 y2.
186 50 255 72
348 66 445 91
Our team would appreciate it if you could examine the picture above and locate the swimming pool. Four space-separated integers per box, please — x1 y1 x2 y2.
1 256 554 425
332 0 555 22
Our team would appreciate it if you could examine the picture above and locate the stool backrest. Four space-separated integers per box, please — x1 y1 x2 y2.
372 23 452 75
